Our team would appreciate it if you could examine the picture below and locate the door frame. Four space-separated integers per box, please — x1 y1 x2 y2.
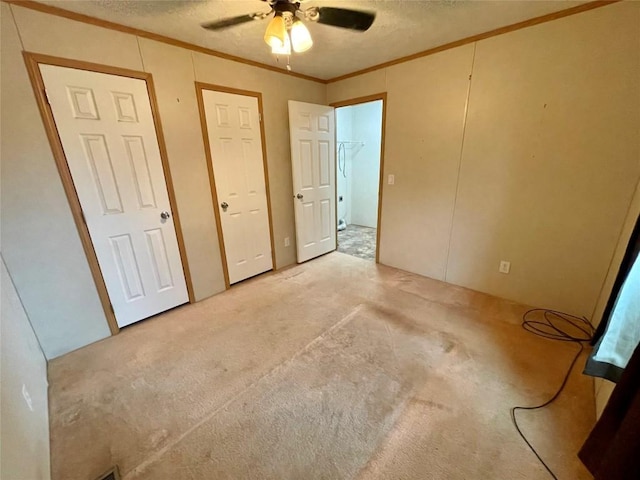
194 82 277 289
23 51 196 335
330 93 387 264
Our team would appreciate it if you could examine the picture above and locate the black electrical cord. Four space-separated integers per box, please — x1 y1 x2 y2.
510 308 595 480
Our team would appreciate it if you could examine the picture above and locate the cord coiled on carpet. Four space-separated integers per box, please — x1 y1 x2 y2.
511 308 595 480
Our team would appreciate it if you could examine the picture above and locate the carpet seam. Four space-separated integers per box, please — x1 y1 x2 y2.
123 303 365 479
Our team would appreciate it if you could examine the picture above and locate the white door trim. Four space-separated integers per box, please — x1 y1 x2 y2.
23 52 194 335
196 82 276 288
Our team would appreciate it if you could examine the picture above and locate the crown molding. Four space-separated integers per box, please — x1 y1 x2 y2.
326 1 621 84
3 0 327 84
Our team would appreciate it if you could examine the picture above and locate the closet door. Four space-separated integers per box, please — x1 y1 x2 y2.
201 89 273 284
40 64 189 327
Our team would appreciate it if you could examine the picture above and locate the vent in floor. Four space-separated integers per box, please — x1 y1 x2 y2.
95 467 120 480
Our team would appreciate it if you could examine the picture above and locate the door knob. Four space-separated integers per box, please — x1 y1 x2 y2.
160 211 171 220
221 202 229 211
296 193 304 200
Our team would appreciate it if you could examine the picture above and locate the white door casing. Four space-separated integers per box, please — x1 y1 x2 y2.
288 101 336 263
202 90 273 284
40 64 189 328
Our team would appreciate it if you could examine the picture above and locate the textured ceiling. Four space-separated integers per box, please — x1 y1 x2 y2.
35 0 588 80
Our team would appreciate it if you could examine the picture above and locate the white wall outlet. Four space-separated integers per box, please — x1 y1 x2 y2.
499 261 511 274
284 237 290 247
388 174 395 185
22 384 34 412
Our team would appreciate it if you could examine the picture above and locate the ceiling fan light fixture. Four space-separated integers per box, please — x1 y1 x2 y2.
271 31 291 55
290 18 313 53
264 14 287 49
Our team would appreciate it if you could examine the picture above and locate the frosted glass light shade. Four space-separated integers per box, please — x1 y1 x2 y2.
290 19 313 53
272 31 291 55
264 15 286 48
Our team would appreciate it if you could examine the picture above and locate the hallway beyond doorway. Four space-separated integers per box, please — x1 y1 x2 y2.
335 97 384 263
337 225 376 261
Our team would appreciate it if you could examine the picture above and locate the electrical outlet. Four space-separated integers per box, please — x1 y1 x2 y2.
22 384 34 412
284 237 290 247
388 174 395 185
499 261 511 274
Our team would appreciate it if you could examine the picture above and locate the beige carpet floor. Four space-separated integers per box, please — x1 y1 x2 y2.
48 252 595 480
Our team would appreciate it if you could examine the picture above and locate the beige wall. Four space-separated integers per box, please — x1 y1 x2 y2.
382 44 475 281
1 4 325 358
1 257 51 480
1 2 112 359
328 1 640 319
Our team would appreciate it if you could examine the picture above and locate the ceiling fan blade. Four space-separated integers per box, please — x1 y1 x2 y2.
201 12 266 31
315 7 376 31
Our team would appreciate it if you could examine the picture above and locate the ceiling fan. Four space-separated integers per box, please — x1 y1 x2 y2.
201 1 376 56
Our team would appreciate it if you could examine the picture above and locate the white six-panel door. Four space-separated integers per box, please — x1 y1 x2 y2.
40 65 188 327
202 90 273 284
288 101 336 263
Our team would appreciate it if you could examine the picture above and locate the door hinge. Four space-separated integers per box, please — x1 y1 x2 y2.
259 113 262 123
79 209 87 224
44 88 51 105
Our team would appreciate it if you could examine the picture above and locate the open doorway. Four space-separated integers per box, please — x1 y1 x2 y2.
334 99 384 261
